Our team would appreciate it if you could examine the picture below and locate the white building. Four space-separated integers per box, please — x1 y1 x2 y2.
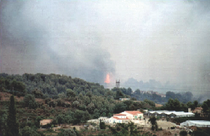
121 111 144 120
108 111 144 124
108 114 130 123
147 110 195 118
180 120 210 128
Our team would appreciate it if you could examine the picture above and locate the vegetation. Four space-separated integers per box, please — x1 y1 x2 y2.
148 117 158 131
202 99 210 118
99 120 106 129
6 95 20 136
1 73 210 136
58 129 77 136
179 130 187 136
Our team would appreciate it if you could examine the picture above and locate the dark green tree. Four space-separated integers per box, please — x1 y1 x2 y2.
113 103 127 113
6 95 20 136
23 94 37 109
21 126 43 136
99 119 106 129
11 80 26 96
179 130 187 136
149 117 158 131
0 108 7 136
66 89 76 97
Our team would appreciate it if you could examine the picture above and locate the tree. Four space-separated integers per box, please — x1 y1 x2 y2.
66 89 76 97
32 89 43 98
113 103 127 113
0 108 7 136
56 114 65 125
6 95 20 136
179 130 187 136
202 99 210 117
99 119 106 129
23 94 37 109
21 126 43 136
11 80 26 96
58 129 76 136
149 117 158 131
116 90 124 99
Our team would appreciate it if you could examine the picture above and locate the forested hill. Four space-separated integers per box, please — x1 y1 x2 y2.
0 73 156 124
0 73 112 98
0 73 194 104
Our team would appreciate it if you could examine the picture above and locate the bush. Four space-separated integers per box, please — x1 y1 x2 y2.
100 120 106 129
23 94 37 109
179 130 187 136
58 129 77 136
192 130 210 136
21 126 44 136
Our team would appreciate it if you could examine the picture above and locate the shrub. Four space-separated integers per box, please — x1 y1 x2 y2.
179 130 187 136
57 129 77 136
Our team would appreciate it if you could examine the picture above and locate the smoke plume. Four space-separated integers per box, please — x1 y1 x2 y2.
0 0 115 83
1 0 210 101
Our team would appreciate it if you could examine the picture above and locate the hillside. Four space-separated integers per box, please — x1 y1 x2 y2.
0 73 158 135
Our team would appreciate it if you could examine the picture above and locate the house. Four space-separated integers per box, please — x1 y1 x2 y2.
109 115 130 124
120 111 144 120
180 120 210 128
40 119 53 126
192 107 203 114
119 98 130 101
147 110 195 118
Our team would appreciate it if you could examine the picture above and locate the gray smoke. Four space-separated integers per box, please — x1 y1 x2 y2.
0 0 115 83
1 0 210 101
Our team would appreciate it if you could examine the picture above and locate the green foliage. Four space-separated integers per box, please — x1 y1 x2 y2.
73 110 90 124
23 94 37 109
115 89 124 99
109 122 141 136
179 130 187 136
58 129 77 136
162 98 188 111
202 99 210 117
32 89 43 98
192 130 210 136
149 117 158 131
0 108 7 136
11 80 26 96
99 119 106 129
6 95 20 136
35 116 42 128
144 99 155 107
21 126 44 136
113 103 127 113
67 89 76 97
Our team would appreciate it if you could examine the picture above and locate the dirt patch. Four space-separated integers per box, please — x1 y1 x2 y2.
157 120 176 129
155 103 163 107
0 92 44 103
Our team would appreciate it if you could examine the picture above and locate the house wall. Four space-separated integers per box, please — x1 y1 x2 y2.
121 112 133 120
120 112 144 120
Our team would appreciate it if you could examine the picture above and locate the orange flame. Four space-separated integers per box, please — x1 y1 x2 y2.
104 73 110 83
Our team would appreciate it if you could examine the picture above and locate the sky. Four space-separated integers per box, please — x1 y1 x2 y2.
0 0 210 98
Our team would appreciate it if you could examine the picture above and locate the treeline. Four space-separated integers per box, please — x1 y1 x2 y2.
114 87 193 104
0 73 194 104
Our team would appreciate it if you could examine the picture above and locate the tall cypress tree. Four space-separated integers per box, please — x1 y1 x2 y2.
6 95 19 136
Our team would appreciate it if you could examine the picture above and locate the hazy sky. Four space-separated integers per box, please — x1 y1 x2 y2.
1 0 210 95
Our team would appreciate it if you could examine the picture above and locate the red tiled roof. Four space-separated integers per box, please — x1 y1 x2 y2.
193 107 203 113
113 117 129 120
125 111 143 115
114 114 126 116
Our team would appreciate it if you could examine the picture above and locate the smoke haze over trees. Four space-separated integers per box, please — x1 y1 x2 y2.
1 0 210 100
